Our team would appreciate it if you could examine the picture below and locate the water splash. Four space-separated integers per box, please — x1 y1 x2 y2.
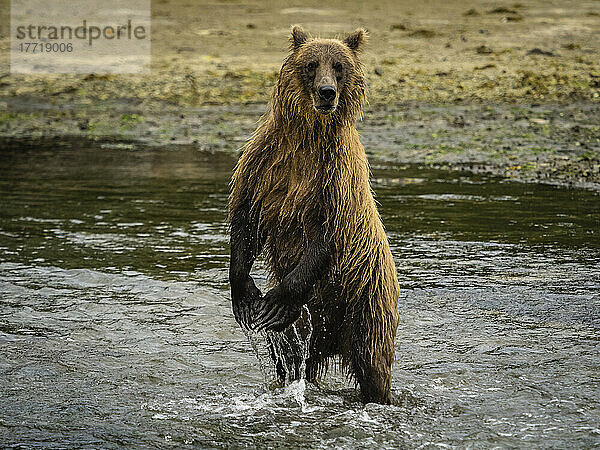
295 304 312 380
245 328 278 384
246 305 313 406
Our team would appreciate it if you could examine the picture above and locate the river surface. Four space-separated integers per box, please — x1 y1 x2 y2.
0 138 599 448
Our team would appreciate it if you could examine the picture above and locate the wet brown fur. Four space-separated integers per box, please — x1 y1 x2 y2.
229 26 399 403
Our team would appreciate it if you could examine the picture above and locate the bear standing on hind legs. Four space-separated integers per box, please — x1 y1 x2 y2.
229 26 399 404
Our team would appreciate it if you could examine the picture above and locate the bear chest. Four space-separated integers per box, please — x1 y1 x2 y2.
257 162 325 244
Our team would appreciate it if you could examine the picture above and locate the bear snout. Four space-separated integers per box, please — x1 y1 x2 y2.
314 84 338 113
318 85 336 102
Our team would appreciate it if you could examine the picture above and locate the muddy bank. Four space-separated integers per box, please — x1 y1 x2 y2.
0 0 598 187
1 0 599 106
363 102 600 190
1 98 598 190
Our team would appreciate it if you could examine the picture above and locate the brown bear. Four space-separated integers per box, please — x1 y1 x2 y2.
228 25 399 404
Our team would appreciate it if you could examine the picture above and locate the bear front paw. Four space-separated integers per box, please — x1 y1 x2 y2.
251 286 301 332
232 276 262 329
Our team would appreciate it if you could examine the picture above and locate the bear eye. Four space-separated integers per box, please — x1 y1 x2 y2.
333 63 343 81
306 61 318 71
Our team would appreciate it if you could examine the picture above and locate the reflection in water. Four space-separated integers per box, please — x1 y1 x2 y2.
0 138 599 447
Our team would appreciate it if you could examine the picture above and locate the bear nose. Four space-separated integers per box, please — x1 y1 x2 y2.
318 85 337 102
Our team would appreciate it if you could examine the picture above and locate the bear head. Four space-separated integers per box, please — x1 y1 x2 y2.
277 25 367 119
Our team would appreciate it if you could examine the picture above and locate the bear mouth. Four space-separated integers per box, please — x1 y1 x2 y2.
314 104 337 114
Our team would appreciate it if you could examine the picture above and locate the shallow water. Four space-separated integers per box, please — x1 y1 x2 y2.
0 138 599 448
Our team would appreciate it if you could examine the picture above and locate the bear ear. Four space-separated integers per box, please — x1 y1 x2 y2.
290 25 308 51
343 28 367 52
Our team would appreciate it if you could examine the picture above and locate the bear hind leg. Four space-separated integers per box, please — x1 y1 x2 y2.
348 323 394 405
352 352 392 404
